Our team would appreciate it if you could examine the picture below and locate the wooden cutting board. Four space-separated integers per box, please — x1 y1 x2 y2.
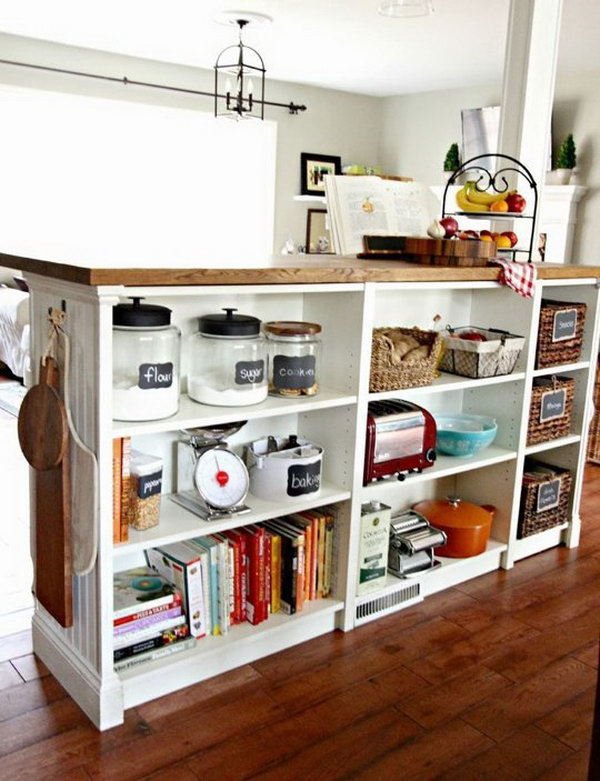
18 357 73 627
359 235 497 267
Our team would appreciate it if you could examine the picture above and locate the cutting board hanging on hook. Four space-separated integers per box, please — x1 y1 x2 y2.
18 356 73 627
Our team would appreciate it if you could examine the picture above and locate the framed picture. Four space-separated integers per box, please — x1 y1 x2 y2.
301 152 342 196
306 209 333 254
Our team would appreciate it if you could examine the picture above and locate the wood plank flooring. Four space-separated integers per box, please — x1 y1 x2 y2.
0 469 599 780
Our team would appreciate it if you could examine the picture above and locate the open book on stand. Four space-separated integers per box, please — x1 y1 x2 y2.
324 175 436 256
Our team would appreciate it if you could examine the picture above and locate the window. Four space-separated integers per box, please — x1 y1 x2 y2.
0 84 277 266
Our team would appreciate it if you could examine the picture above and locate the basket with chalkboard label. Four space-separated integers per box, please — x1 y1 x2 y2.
527 375 575 445
518 459 572 538
536 299 586 369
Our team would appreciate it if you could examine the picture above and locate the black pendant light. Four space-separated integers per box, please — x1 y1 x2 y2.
214 18 266 120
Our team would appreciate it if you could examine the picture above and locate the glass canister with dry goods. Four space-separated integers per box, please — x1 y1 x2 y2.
265 321 321 397
128 450 163 531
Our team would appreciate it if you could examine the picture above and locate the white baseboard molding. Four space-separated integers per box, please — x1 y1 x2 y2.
32 613 124 730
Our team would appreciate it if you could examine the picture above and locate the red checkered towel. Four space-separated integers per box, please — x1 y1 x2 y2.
491 258 537 298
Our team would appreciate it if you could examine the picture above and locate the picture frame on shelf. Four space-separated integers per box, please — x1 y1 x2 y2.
305 209 334 254
301 152 342 196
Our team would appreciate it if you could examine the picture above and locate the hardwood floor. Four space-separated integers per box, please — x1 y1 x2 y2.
1 470 599 780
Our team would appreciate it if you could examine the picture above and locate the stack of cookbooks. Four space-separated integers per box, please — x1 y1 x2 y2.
113 567 194 671
144 505 337 638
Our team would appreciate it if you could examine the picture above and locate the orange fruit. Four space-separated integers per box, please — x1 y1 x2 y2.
490 200 509 213
496 235 512 248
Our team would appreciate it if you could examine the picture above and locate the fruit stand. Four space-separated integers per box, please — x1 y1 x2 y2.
441 153 539 262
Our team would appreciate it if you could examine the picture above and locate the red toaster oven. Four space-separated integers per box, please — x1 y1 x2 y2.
364 400 437 485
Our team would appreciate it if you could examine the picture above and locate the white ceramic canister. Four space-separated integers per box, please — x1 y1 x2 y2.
246 436 323 503
112 298 180 421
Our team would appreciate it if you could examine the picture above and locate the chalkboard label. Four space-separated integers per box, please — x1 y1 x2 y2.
540 388 567 423
139 362 173 390
552 309 577 343
273 355 316 390
537 477 562 512
235 359 264 386
137 470 163 499
287 461 321 497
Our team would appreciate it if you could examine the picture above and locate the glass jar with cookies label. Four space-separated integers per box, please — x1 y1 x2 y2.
265 321 321 397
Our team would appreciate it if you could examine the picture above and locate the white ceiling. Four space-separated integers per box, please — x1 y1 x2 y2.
0 1 595 96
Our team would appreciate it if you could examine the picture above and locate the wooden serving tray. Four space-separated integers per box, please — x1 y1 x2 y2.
359 235 496 267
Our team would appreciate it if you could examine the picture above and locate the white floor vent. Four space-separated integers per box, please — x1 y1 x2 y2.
355 583 421 625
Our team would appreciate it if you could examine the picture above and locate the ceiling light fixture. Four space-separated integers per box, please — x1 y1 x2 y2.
378 0 434 18
214 14 305 119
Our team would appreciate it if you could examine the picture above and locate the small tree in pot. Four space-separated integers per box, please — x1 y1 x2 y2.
554 134 577 184
444 143 460 180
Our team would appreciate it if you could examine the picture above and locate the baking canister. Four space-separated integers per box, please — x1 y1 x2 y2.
246 436 323 502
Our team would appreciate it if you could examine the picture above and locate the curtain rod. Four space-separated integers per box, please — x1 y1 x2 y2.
0 57 307 114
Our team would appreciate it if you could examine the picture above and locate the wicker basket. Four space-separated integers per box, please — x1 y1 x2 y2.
536 299 587 369
518 459 572 538
587 355 600 463
527 375 575 445
369 327 443 392
440 327 525 379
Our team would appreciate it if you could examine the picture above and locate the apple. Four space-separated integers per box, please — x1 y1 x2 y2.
459 330 487 342
459 230 479 241
480 230 493 238
439 216 459 239
501 231 518 248
506 193 526 213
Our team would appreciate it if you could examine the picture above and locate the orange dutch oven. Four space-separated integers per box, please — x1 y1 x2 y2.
412 495 495 558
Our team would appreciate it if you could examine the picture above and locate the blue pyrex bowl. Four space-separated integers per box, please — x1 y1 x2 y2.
434 413 498 457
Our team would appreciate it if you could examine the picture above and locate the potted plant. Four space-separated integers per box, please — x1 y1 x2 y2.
554 134 576 184
444 143 460 181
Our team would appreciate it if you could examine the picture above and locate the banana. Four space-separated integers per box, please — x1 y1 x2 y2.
455 184 489 213
465 181 516 206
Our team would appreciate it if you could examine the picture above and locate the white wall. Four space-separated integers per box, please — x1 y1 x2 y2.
378 83 501 187
378 75 600 265
0 32 381 258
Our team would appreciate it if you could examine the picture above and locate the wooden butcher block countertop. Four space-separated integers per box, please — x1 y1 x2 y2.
4 251 600 287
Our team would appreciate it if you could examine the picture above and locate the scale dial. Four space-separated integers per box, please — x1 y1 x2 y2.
193 447 249 510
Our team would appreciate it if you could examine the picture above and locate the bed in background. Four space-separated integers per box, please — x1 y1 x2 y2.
0 278 30 381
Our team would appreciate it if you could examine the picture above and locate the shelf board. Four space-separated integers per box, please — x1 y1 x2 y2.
362 446 517 492
114 481 351 556
513 523 568 561
525 434 581 455
118 599 344 701
369 371 525 400
293 195 327 203
112 388 357 437
532 361 590 377
357 539 506 604
447 211 531 221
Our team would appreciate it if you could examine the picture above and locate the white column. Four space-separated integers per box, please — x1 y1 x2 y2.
497 0 563 255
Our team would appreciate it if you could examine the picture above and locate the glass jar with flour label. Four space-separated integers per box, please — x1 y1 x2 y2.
265 321 321 397
188 308 267 406
112 298 180 421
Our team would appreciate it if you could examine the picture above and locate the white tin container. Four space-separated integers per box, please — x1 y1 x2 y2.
357 501 391 596
246 436 323 503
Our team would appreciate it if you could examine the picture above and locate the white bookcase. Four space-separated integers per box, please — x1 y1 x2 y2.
24 272 600 730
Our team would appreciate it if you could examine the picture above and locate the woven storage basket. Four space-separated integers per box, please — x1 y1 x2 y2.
527 375 575 445
518 460 572 538
370 327 443 392
440 327 525 379
536 299 586 369
587 355 600 463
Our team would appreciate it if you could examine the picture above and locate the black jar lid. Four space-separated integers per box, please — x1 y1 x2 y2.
113 297 172 327
199 308 261 336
